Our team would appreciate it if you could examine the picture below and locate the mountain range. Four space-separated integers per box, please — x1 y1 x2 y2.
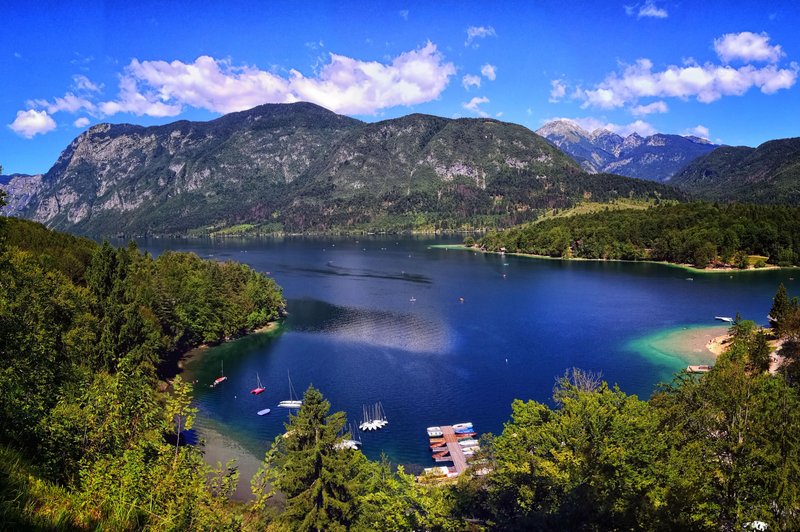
670 137 800 205
536 120 717 182
2 103 681 236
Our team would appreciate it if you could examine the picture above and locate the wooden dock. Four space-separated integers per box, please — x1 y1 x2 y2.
441 426 468 474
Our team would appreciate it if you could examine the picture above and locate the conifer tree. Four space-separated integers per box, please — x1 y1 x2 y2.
255 385 364 531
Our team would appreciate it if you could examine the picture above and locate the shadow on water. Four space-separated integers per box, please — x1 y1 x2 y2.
275 263 431 284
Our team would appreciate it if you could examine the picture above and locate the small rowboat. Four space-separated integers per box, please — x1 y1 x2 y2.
257 408 271 416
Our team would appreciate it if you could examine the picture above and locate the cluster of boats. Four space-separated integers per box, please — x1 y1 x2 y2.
424 422 481 478
359 402 389 431
209 364 303 416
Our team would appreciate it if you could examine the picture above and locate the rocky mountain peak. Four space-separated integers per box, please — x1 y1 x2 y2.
537 120 718 181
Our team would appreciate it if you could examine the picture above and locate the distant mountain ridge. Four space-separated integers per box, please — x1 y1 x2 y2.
536 120 717 182
670 137 800 204
6 102 682 236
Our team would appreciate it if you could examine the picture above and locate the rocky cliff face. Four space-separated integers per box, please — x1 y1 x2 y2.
0 174 44 215
13 103 680 236
536 120 717 181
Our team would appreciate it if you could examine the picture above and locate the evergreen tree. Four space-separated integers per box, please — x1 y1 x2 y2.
254 386 364 531
770 283 798 336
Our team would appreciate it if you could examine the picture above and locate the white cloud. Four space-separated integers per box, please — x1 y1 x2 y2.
399 9 409 20
626 1 668 18
8 109 57 138
495 111 503 118
97 43 455 117
462 74 481 89
72 74 102 93
549 79 567 102
682 124 710 139
637 0 668 18
30 93 97 114
74 117 90 128
465 26 496 47
714 31 784 63
13 52 22 59
463 96 490 117
544 116 657 137
630 100 668 115
481 63 496 80
579 56 798 109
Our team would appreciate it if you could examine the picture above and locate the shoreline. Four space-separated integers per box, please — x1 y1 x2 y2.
433 244 799 275
174 319 283 373
627 324 731 373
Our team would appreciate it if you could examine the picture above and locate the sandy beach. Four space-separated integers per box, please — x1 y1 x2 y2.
628 324 731 370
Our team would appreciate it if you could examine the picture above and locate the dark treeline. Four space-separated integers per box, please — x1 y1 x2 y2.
0 214 283 529
478 202 800 268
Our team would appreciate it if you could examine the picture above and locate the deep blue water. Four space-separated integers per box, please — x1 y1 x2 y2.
141 235 798 471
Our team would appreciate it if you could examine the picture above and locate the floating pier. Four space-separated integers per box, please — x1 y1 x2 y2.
423 424 476 478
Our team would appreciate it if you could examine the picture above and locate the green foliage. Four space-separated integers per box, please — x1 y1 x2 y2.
479 202 800 267
0 218 282 529
252 386 368 531
672 137 800 205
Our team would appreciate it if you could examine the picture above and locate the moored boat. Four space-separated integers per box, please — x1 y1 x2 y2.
250 372 266 395
257 408 271 416
211 361 227 387
427 426 443 437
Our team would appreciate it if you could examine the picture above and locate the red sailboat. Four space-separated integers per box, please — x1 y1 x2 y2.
211 361 227 387
250 373 266 395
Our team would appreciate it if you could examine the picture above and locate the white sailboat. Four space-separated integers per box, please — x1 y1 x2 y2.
277 371 303 409
359 402 388 431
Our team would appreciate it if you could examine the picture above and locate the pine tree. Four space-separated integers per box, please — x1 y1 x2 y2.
770 283 798 336
257 385 364 531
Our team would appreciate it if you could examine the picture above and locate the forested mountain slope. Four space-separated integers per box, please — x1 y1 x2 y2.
671 137 800 204
11 103 683 236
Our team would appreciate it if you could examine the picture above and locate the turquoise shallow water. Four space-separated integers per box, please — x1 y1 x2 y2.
141 235 797 477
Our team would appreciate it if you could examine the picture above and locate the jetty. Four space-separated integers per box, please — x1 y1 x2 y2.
422 424 477 480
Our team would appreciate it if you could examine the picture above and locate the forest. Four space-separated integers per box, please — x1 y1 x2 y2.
477 202 800 268
3 187 800 529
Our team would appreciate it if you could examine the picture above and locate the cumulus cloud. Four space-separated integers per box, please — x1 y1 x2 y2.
626 1 668 18
98 43 455 116
9 109 57 138
11 43 457 136
463 96 490 117
74 117 90 128
462 74 481 89
481 63 496 80
545 116 657 137
465 26 496 47
682 124 710 139
630 100 668 115
549 79 567 102
579 56 798 109
714 31 784 63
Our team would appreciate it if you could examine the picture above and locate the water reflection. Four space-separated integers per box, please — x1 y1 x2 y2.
287 298 451 354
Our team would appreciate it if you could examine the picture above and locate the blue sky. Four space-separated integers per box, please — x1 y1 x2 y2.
2 0 799 174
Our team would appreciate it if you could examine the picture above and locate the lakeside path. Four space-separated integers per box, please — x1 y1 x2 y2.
431 244 800 276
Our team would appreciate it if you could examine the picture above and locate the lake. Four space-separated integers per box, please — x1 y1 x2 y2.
140 235 797 482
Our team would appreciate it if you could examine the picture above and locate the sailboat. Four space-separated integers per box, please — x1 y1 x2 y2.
250 373 266 395
277 371 303 408
335 422 362 450
359 402 388 431
211 361 227 387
